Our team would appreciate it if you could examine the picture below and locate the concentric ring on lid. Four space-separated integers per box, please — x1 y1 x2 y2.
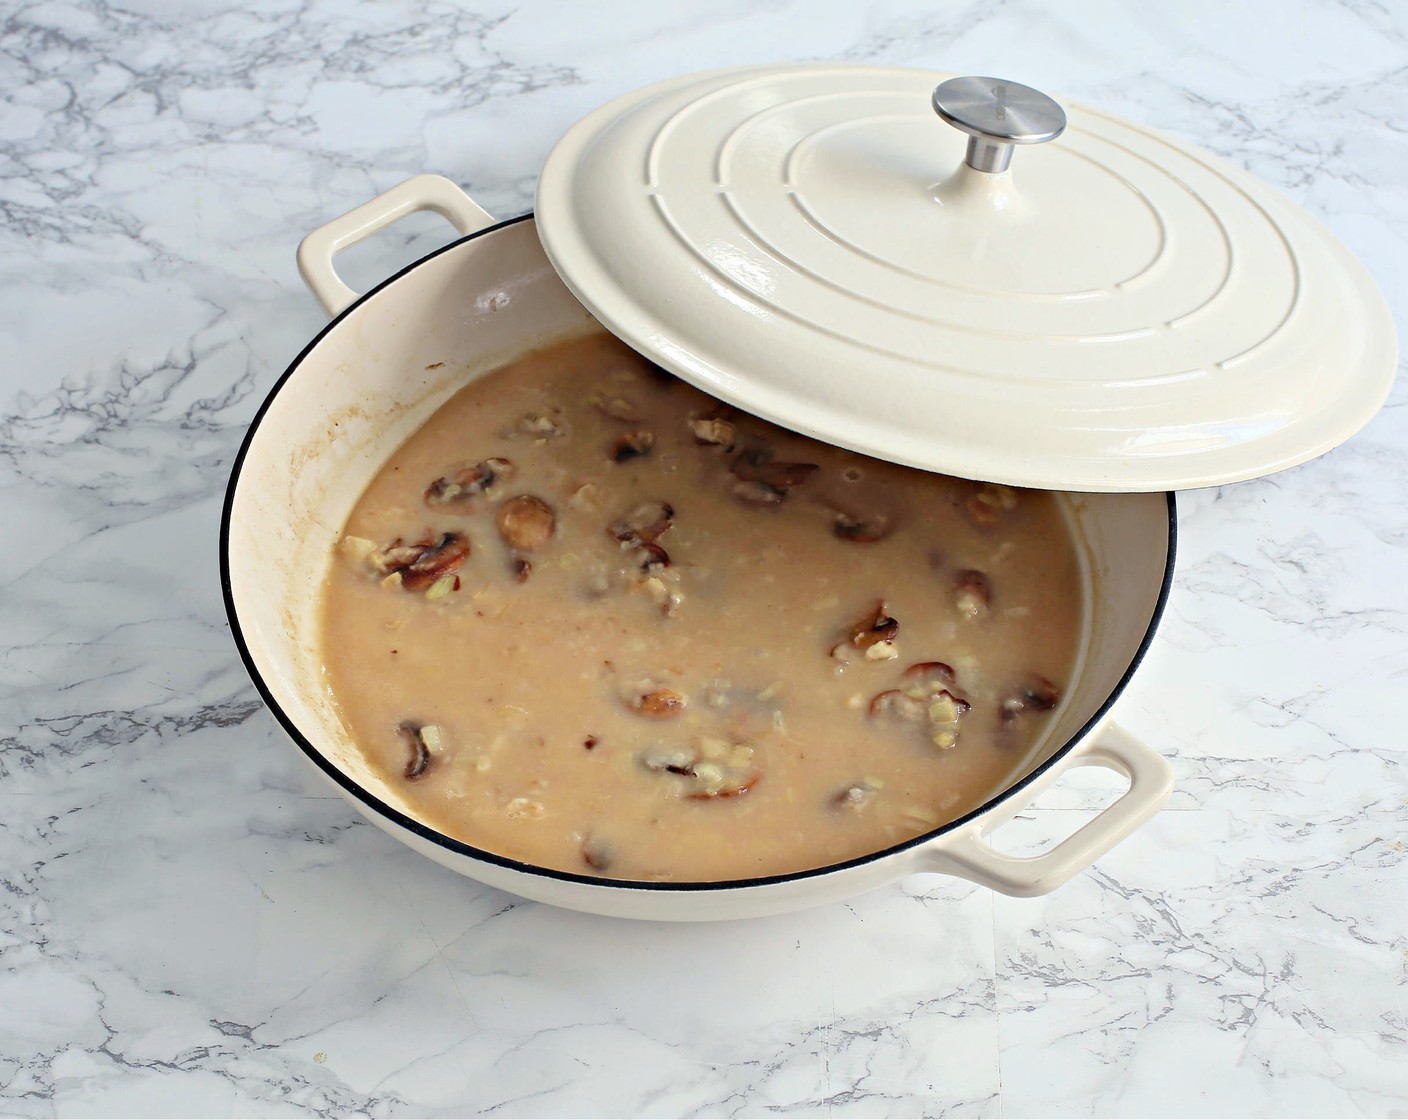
536 63 1396 491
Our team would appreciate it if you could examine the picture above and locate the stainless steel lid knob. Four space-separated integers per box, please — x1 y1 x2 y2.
932 76 1067 174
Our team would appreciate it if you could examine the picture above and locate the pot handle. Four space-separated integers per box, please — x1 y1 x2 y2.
915 722 1173 897
296 174 497 317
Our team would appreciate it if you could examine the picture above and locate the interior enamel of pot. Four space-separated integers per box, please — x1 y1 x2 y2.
224 218 1171 893
227 221 594 807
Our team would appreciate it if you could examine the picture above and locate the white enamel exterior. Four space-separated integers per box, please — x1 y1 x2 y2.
536 64 1398 492
297 173 496 316
223 176 1175 921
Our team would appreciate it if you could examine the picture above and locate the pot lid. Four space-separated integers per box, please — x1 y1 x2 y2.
535 64 1396 491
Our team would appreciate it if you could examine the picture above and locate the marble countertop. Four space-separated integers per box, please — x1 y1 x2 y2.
4 1 1405 1115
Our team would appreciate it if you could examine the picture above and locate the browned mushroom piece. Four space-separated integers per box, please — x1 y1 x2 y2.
496 494 555 551
869 689 927 721
398 721 440 780
730 446 819 493
608 503 676 580
831 600 901 662
376 542 429 571
871 653 972 750
379 533 471 592
964 483 1018 526
896 662 972 718
726 445 819 507
1001 675 1060 722
635 541 671 572
731 479 786 507
953 570 992 617
630 687 687 718
581 837 615 871
424 457 513 506
689 737 763 799
901 661 957 689
609 501 674 544
849 601 899 649
609 430 654 462
637 740 761 799
689 414 737 449
832 510 893 543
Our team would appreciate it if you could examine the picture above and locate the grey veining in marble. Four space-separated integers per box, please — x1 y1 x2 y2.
2 1 1405 1116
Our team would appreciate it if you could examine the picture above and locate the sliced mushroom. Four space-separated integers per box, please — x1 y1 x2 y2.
831 600 901 661
581 837 615 872
872 657 972 751
684 760 761 799
609 501 674 544
832 510 893 544
637 741 760 799
398 721 441 780
375 542 429 571
725 444 819 507
869 689 927 721
377 533 471 592
496 495 555 551
729 446 819 496
609 430 654 462
964 483 1018 526
953 570 991 617
635 541 671 572
731 479 786 507
424 457 513 506
1000 675 1060 722
902 661 957 690
848 601 899 649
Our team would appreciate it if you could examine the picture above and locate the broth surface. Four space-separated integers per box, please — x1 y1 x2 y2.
319 332 1083 881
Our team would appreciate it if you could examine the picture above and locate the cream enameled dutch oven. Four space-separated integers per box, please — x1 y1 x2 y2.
221 66 1395 921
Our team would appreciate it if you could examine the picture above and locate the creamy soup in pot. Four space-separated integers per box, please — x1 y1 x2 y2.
319 331 1083 882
